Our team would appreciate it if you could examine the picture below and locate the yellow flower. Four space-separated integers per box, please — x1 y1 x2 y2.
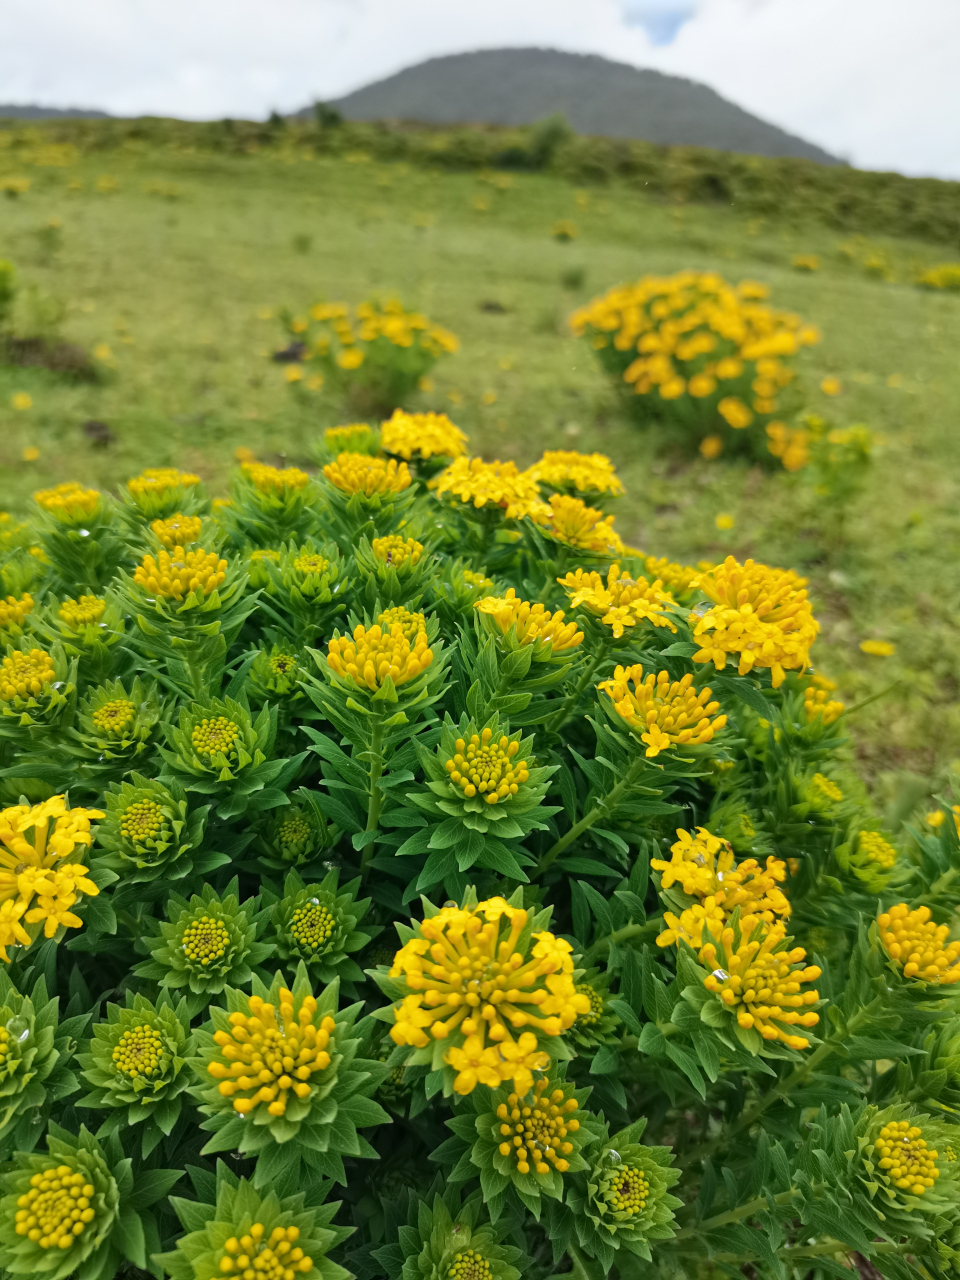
444 728 530 806
475 589 583 652
206 987 335 1118
528 450 625 496
689 374 717 398
336 348 364 370
804 683 844 725
430 457 543 520
495 1078 579 1174
0 649 55 701
559 564 677 639
93 342 113 361
132 546 228 602
388 897 589 1095
0 593 33 632
533 495 624 555
292 552 329 577
324 424 377 454
820 376 843 396
323 452 411 497
10 393 32 412
860 639 896 657
127 468 200 499
21 446 40 462
718 397 753 429
878 904 960 984
597 664 726 757
242 462 310 495
641 556 703 598
380 409 468 460
284 364 304 383
57 596 106 630
715 513 734 531
34 482 101 523
371 535 423 569
691 555 819 687
809 773 843 805
792 255 820 272
856 831 898 872
151 513 203 548
551 220 578 241
219 1226 313 1277
326 622 432 690
376 605 426 640
872 1120 940 1196
766 421 810 472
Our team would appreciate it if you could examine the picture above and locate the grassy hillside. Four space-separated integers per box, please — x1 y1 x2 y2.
1 142 959 805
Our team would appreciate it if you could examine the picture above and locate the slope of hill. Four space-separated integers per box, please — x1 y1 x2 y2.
0 105 112 121
329 47 839 165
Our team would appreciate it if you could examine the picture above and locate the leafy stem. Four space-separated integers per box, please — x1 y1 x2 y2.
543 646 605 739
673 1186 801 1240
536 753 649 876
565 1241 602 1280
584 919 660 965
360 714 386 878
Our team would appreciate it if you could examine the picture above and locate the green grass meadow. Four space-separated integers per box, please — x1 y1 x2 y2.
2 146 960 805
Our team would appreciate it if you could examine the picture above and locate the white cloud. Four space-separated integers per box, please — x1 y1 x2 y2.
1 0 958 179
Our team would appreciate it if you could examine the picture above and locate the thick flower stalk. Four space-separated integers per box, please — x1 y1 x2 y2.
381 409 468 461
527 449 625 497
431 457 545 520
190 964 389 1186
475 589 583 654
879 904 960 984
0 797 103 960
598 665 726 757
690 555 819 687
382 894 590 1096
265 868 372 985
560 564 677 639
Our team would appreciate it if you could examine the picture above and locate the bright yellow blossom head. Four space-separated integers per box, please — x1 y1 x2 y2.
533 496 624 556
57 596 105 630
323 453 411 497
127 468 200 503
150 513 203 548
871 1120 940 1197
376 606 426 640
598 664 726 757
528 450 624 497
559 564 677 639
879 904 960 984
430 457 544 520
132 546 227 602
444 727 530 805
804 682 844 725
381 409 468 460
371 535 423 569
0 594 33 632
388 896 589 1095
0 649 56 702
690 555 818 687
242 462 310 495
324 423 378 454
34 482 101 524
326 622 432 691
218 1226 313 1279
475 589 583 653
495 1078 579 1175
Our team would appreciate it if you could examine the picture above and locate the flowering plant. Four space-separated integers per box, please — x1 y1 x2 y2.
0 427 956 1280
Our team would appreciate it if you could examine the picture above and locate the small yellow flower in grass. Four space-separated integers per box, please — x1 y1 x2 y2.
528 449 625 497
551 220 578 241
887 373 903 388
371 534 423 569
21 446 39 462
598 664 726 757
715 513 734 531
475 589 583 652
860 639 896 657
242 461 310 495
559 564 676 639
878 903 960 984
820 376 843 396
11 393 32 412
926 810 946 829
233 446 256 464
792 255 820 272
718 397 753 429
691 555 818 687
689 374 718 399
431 456 543 519
380 408 468 460
497 1078 579 1174
336 348 364 370
92 342 112 362
872 1120 940 1196
326 622 432 691
388 897 589 1095
323 452 411 497
284 364 303 383
0 593 33 632
206 987 335 1117
445 727 530 805
700 435 723 459
481 391 497 406
133 546 227 602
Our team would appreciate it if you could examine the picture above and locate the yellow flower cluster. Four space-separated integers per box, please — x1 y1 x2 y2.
376 605 426 640
112 1024 163 1079
528 450 625 497
305 298 459 357
127 468 200 499
182 915 230 966
532 495 625 556
878 904 960 984
292 552 328 578
559 564 677 639
326 621 433 690
803 675 844 725
640 556 704 599
700 927 822 1049
151 514 203 547
0 648 55 701
192 716 241 762
570 271 817 426
371 535 423 569
598 666 726 757
444 728 530 804
389 898 589 1095
809 773 843 805
766 421 811 472
34 482 101 523
496 1079 579 1174
380 409 468 460
14 1165 98 1250
918 264 960 292
323 453 411 497
290 902 336 953
324 424 377 454
691 556 819 687
206 987 335 1117
91 699 135 736
133 546 228 601
475 589 583 653
242 462 310 495
219 1225 313 1280
873 1120 940 1195
856 831 898 872
0 796 103 961
431 457 544 520
0 593 33 631
58 596 105 630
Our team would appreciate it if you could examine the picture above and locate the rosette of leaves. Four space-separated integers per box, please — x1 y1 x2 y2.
224 466 323 547
28 592 125 687
395 713 556 893
32 493 126 594
560 1118 682 1271
0 637 77 747
264 868 373 986
133 878 273 1016
157 1160 352 1280
424 560 498 631
190 963 391 1187
439 1073 604 1220
372 1185 526 1280
62 676 164 782
158 695 307 819
0 1122 181 1280
76 990 193 1157
245 642 307 706
96 773 220 887
251 540 346 645
0 969 88 1155
254 791 337 872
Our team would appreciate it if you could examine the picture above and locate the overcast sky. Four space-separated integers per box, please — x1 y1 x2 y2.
3 0 959 179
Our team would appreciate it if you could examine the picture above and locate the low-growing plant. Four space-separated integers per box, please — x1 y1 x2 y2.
0 419 957 1280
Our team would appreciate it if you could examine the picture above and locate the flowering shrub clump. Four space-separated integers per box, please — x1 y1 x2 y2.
917 263 960 291
570 269 820 459
0 424 957 1280
280 298 459 415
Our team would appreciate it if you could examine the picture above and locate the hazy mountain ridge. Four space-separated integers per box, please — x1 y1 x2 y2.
327 47 840 165
0 104 111 120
